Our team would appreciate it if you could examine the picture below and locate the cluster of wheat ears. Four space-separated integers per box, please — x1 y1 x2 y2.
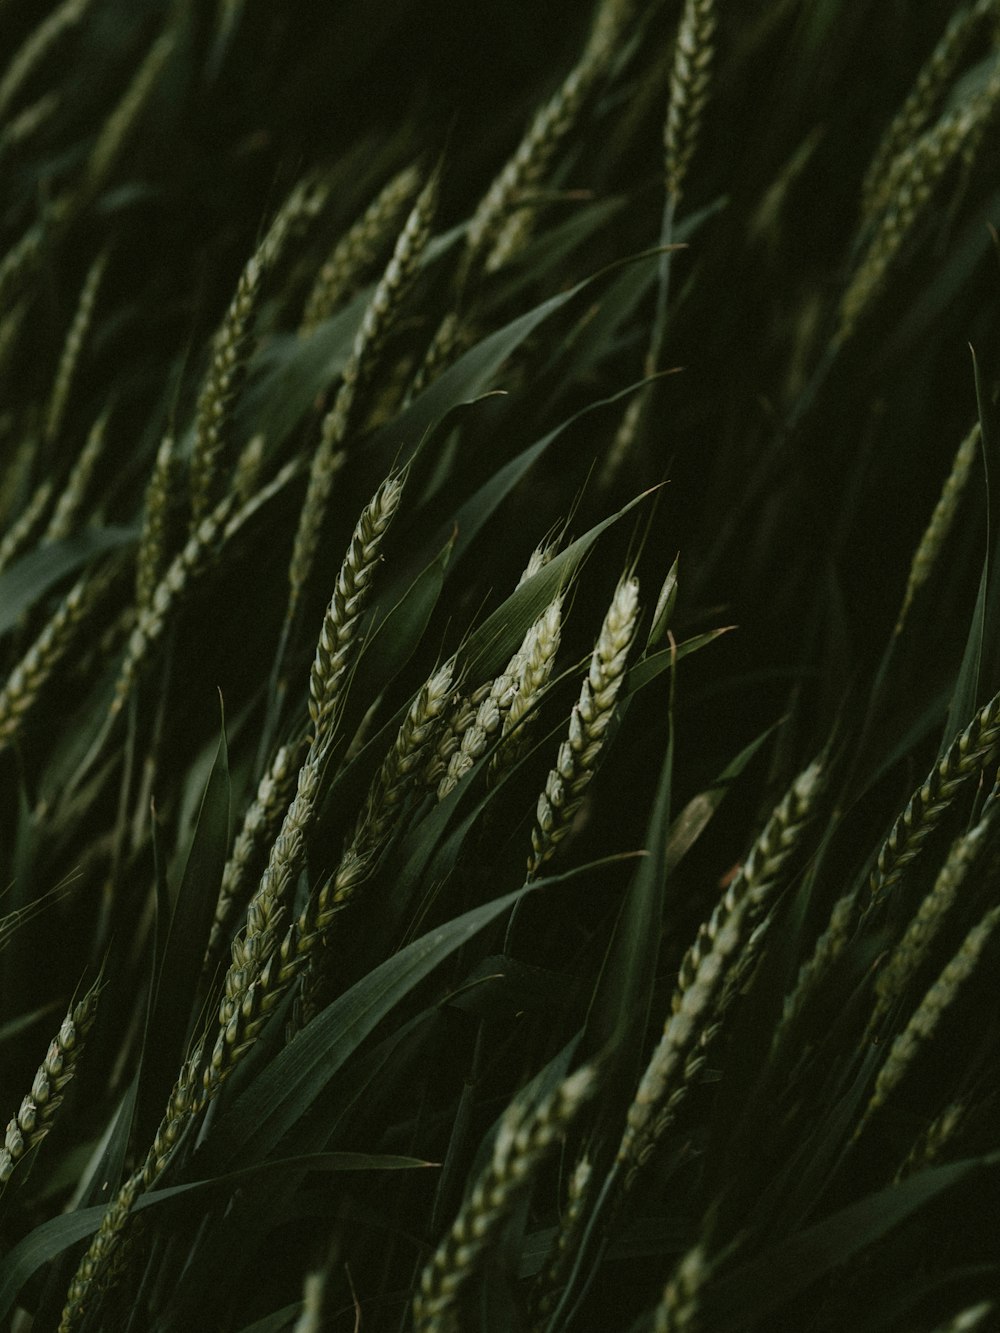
0 0 998 1329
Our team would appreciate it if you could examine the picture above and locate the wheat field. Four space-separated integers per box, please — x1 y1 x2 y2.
0 2 998 1330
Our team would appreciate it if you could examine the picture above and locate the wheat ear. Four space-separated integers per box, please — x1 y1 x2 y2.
869 810 993 1037
0 89 60 155
868 689 1000 910
203 739 307 981
653 1244 709 1333
189 178 326 525
839 73 1000 341
299 163 421 334
308 470 406 753
861 2 993 219
529 1154 592 1326
896 423 980 635
135 435 180 612
0 567 114 752
930 1304 995 1333
664 0 717 205
857 903 1000 1137
83 30 175 196
527 577 639 878
617 886 754 1190
44 250 108 445
413 1067 597 1333
111 491 237 716
674 758 824 1014
491 594 564 782
0 984 100 1192
44 410 108 544
0 476 53 576
287 175 436 618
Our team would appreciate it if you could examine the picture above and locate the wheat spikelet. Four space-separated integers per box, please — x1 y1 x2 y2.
839 74 1000 342
858 902 1000 1133
0 476 53 576
529 1154 592 1326
861 2 992 219
287 175 436 617
0 0 92 122
0 984 100 1191
870 811 992 1036
674 758 824 1013
203 739 307 979
44 250 108 445
135 434 180 612
868 688 1000 910
0 567 114 752
664 0 717 204
896 423 980 634
112 491 237 716
84 30 175 196
527 576 639 878
434 653 525 801
413 1066 597 1333
43 410 107 544
653 1244 709 1333
299 163 421 334
308 470 406 753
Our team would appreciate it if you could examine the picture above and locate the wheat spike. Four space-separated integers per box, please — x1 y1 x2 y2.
653 1244 709 1333
868 688 1000 910
203 739 307 980
664 0 717 204
674 759 824 1014
839 71 1000 341
413 1067 597 1332
527 577 639 877
0 567 114 752
44 250 108 445
529 1154 592 1325
896 423 980 635
287 174 436 617
135 434 180 612
112 491 237 716
861 2 994 219
617 889 753 1189
299 163 421 334
870 810 992 1036
44 410 108 544
859 902 1000 1133
308 470 406 753
0 984 100 1192
0 476 53 576
84 30 175 196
